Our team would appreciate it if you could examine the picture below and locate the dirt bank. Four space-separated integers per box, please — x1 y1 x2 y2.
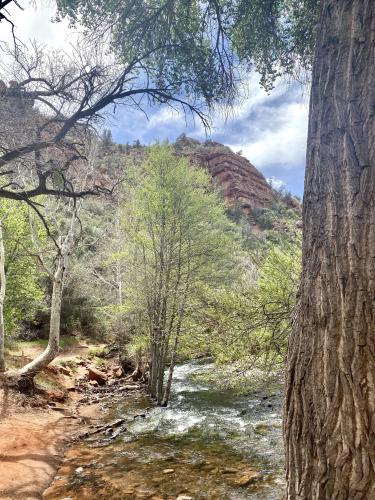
0 341 141 500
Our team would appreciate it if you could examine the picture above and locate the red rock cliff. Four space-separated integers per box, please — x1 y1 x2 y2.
194 150 274 214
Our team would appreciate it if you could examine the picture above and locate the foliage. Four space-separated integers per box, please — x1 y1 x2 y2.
124 144 238 319
55 0 320 93
0 201 45 335
55 0 237 106
196 231 301 384
230 0 320 89
115 144 240 401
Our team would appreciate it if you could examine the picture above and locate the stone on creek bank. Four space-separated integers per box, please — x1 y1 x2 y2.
58 365 73 376
88 366 108 385
111 365 124 378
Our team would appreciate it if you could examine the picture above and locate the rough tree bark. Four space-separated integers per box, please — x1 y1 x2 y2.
284 1 375 498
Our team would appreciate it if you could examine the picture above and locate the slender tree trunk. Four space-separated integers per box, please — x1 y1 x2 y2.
284 1 375 498
149 328 159 398
18 253 65 378
156 341 167 405
0 221 6 373
162 333 179 407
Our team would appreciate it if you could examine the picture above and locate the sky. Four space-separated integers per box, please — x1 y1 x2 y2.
1 2 309 197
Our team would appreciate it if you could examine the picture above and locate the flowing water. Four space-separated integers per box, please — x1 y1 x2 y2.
45 360 284 499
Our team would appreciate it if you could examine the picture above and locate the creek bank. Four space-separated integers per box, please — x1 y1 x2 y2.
0 342 144 500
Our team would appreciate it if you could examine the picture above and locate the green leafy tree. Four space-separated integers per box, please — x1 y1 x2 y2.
1 202 44 332
0 200 45 371
119 144 239 405
196 234 301 386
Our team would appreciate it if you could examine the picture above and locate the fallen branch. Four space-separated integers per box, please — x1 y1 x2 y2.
77 417 126 439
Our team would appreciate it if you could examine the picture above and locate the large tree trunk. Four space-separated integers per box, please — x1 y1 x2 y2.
284 1 375 498
0 221 5 373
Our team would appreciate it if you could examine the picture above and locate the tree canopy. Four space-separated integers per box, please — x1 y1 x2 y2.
55 0 320 92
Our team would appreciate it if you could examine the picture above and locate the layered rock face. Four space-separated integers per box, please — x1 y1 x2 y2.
194 150 274 215
174 136 275 215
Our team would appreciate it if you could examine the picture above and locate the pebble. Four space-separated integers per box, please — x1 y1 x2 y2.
75 466 84 474
162 468 175 474
135 490 155 499
221 467 238 474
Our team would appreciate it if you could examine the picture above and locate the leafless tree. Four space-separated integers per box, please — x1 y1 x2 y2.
0 39 210 212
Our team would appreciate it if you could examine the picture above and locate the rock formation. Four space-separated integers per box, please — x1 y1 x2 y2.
174 135 275 215
194 150 274 215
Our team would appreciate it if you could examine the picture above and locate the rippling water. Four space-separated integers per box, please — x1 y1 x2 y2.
45 360 285 499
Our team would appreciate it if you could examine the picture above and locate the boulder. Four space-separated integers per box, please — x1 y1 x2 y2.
88 367 107 385
112 366 124 378
46 389 66 402
58 365 72 376
59 375 76 391
233 470 261 486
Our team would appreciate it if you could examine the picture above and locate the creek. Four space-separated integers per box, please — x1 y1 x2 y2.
44 359 284 499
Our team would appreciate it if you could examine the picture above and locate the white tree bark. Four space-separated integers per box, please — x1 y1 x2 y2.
18 254 64 377
18 227 74 379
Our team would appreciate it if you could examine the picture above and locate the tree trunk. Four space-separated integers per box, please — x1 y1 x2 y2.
148 328 160 398
156 342 167 405
0 221 5 373
18 253 65 379
284 1 375 498
162 334 179 407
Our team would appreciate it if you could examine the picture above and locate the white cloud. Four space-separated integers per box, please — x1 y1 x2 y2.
266 177 286 190
1 3 78 49
228 99 309 171
147 108 186 128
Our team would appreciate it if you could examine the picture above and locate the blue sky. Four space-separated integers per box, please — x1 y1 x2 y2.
111 78 309 197
3 3 309 197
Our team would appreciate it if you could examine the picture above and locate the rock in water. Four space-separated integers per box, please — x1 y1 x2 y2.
234 470 261 486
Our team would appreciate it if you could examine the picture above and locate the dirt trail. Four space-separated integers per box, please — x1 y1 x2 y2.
0 342 105 500
0 389 78 500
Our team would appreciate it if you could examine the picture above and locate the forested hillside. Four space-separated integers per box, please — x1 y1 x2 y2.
0 115 301 387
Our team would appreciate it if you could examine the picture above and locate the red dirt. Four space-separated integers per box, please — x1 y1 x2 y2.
0 387 78 500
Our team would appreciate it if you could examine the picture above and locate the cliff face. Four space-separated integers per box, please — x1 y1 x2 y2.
97 137 276 215
174 136 275 215
193 150 274 215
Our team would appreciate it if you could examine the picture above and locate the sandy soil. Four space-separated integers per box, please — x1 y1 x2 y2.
0 342 107 500
0 388 79 500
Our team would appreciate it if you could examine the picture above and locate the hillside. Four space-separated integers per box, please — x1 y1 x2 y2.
97 134 291 218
